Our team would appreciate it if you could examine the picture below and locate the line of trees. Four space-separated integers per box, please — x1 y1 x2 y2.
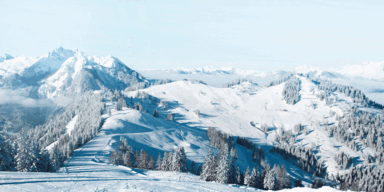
312 78 383 109
282 77 301 105
266 74 293 87
236 137 265 164
271 144 327 177
200 147 293 190
110 136 189 173
223 79 256 88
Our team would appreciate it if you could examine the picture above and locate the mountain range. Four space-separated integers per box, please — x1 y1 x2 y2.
0 47 146 98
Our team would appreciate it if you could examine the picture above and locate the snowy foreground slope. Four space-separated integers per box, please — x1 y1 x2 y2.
0 105 340 191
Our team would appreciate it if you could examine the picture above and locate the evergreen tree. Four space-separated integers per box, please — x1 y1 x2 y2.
138 149 149 169
161 151 170 171
190 161 196 175
236 165 243 185
123 152 132 167
148 156 155 170
264 165 276 190
153 110 159 118
244 166 251 186
0 133 13 171
216 146 231 184
172 146 188 172
294 178 304 187
249 167 258 187
134 149 140 168
49 145 62 172
200 149 216 181
155 153 162 170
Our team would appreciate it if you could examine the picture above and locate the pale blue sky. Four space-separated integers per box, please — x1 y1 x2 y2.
0 0 383 71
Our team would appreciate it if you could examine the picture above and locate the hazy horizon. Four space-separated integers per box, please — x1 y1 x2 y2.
1 0 384 71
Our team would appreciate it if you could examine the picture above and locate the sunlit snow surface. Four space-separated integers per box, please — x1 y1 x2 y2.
1 76 368 191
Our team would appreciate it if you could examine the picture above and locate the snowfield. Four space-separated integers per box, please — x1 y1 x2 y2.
0 105 340 191
2 74 373 191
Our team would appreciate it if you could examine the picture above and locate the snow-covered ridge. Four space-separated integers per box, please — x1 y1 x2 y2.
0 54 14 62
143 66 288 77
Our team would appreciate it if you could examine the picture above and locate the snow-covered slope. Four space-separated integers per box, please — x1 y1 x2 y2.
123 76 381 179
0 87 344 191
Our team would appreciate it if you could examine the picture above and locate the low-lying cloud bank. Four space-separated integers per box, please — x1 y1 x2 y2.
0 88 56 108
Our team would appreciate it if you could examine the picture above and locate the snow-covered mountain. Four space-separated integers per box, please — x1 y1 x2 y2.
336 61 384 80
0 47 146 98
144 66 289 77
0 54 14 63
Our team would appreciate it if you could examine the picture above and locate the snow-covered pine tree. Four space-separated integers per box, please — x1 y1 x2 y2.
227 157 236 184
216 145 231 184
49 145 62 172
0 133 13 171
148 156 155 170
230 147 238 160
15 132 29 172
138 149 149 169
244 166 251 186
155 153 162 170
123 152 132 167
134 149 140 168
200 149 216 181
161 151 169 171
263 165 276 190
249 167 258 187
236 165 243 185
172 146 188 172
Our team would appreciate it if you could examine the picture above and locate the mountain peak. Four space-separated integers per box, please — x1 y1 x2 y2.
47 47 75 59
0 54 14 62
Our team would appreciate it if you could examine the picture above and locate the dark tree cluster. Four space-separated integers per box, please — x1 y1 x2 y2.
312 78 383 109
282 77 301 105
266 74 293 87
223 79 256 88
339 165 384 192
271 144 326 177
110 137 189 173
236 137 265 163
334 152 353 170
207 127 235 152
311 178 326 189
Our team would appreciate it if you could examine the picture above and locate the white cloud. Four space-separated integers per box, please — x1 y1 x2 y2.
0 88 55 108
